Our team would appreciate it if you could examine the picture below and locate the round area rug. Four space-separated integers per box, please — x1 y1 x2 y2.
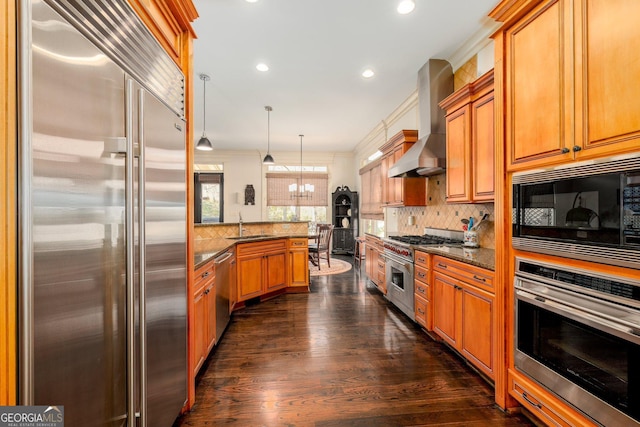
309 258 352 276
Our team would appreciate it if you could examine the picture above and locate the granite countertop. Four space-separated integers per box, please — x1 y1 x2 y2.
414 245 495 271
194 234 315 269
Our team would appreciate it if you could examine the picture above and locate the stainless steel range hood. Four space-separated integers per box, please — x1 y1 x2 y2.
388 59 453 178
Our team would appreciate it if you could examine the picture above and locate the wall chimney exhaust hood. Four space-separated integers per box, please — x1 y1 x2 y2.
388 59 453 178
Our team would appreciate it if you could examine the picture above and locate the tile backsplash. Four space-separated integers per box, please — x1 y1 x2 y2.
394 174 495 249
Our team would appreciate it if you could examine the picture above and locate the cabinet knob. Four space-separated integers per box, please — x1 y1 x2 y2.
561 147 570 154
572 145 582 152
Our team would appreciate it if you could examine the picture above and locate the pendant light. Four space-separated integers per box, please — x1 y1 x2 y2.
262 106 275 164
196 73 213 151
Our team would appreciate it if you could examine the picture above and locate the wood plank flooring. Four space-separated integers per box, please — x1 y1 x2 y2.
173 256 534 426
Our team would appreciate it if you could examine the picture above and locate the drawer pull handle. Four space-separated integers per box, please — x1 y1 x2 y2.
437 263 447 269
454 285 462 291
418 272 426 279
417 287 425 294
473 275 486 282
417 257 426 263
201 271 210 279
522 392 542 409
417 308 425 315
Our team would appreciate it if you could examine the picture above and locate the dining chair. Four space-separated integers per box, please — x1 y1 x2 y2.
308 224 334 270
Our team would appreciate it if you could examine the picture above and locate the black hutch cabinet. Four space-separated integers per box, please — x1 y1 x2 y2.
331 186 358 254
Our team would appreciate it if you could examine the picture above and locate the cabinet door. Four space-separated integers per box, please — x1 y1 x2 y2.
360 169 371 214
472 92 495 201
432 272 460 348
445 105 471 202
206 284 216 352
289 248 309 287
370 162 383 215
264 251 286 293
461 285 494 379
237 255 263 301
193 291 206 374
506 0 573 169
575 0 640 158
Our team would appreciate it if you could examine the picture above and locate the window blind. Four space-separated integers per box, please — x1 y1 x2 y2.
266 172 328 207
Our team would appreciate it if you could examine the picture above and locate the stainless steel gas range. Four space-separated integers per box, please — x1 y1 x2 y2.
381 229 463 321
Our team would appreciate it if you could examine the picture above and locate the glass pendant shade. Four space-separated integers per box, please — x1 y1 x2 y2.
262 153 274 164
262 105 275 164
197 135 213 151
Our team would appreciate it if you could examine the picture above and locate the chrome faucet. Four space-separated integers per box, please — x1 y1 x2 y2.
238 212 244 237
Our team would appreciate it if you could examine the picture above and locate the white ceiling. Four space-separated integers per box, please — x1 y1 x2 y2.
192 0 498 154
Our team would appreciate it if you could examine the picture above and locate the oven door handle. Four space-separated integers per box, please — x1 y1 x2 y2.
380 253 413 272
516 289 640 345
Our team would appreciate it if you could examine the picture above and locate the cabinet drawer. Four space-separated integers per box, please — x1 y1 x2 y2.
414 280 430 300
194 261 215 295
432 255 493 293
511 372 574 427
415 265 429 284
289 238 308 248
415 295 428 328
415 251 429 268
237 239 287 256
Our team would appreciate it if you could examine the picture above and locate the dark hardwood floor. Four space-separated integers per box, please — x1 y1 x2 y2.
174 256 534 426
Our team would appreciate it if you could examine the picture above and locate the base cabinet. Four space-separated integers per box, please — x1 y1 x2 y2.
364 235 385 294
237 239 287 301
414 251 431 329
193 260 216 375
432 256 495 380
288 238 309 288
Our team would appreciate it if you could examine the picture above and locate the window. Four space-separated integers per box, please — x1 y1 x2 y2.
266 172 328 222
195 172 223 223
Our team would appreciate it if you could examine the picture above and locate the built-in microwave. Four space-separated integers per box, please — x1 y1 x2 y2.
512 155 640 269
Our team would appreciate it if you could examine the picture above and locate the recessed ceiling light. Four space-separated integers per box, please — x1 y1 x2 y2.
362 69 375 79
256 63 269 72
397 0 415 14
246 0 259 3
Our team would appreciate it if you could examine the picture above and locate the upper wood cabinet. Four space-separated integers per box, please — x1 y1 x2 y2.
359 160 383 219
128 0 198 68
439 70 495 203
379 130 427 207
492 0 640 171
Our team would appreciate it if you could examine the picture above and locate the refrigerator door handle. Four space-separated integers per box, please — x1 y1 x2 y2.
137 87 147 427
125 78 137 427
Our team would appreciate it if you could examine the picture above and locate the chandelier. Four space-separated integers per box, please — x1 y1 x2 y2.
289 134 314 199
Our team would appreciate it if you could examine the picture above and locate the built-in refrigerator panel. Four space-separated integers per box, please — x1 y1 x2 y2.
138 86 187 427
30 2 128 424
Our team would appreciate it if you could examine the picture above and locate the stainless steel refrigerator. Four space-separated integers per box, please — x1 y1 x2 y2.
19 1 187 426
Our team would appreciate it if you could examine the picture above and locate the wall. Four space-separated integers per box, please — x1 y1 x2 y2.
392 175 495 248
195 149 356 223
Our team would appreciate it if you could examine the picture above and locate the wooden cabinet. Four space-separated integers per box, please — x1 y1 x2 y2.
380 130 427 207
439 70 494 203
364 235 386 294
193 259 216 375
332 186 358 254
414 251 431 329
359 161 384 219
494 0 640 171
432 256 495 380
237 239 287 301
288 238 309 289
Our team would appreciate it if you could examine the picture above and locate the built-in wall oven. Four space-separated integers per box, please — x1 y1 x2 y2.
512 154 640 269
514 257 640 426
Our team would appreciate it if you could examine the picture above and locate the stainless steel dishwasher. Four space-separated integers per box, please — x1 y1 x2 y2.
214 249 233 342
